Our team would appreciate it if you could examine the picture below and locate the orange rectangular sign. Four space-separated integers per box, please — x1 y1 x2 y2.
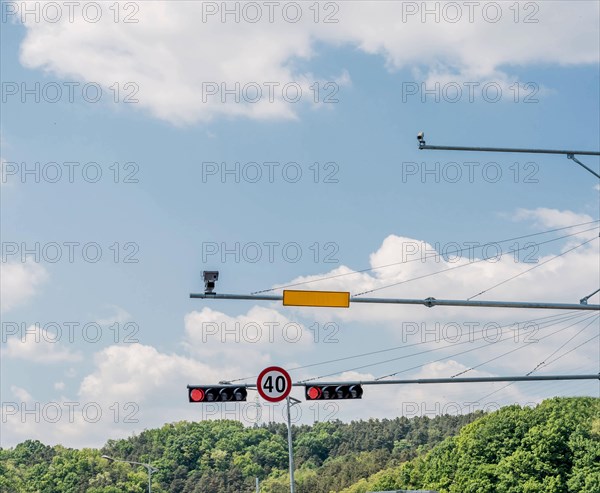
283 290 350 308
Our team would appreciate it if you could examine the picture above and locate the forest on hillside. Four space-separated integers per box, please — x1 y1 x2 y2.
1 397 598 492
338 397 600 493
1 411 480 492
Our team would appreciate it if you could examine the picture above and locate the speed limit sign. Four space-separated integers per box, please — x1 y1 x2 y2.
256 366 292 402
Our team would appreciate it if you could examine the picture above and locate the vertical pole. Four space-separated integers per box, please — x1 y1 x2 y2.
256 477 259 492
286 396 296 493
148 467 152 493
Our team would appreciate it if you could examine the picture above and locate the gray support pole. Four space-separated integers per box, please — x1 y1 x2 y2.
286 396 296 493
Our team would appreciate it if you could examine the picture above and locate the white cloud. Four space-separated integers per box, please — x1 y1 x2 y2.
14 1 599 124
2 210 597 447
514 207 595 230
2 344 233 447
95 306 131 326
183 305 318 377
336 371 375 382
383 361 537 413
3 325 83 363
78 344 217 404
280 230 599 324
185 306 314 345
259 214 599 384
513 207 598 248
0 262 48 313
10 385 33 402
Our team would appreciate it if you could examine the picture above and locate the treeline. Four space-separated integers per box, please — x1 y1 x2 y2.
339 397 600 493
0 411 481 492
5 398 595 492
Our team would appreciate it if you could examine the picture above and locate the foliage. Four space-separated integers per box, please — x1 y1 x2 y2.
339 397 600 493
2 399 596 492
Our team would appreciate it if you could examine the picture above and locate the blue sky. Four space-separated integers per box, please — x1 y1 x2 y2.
1 1 599 448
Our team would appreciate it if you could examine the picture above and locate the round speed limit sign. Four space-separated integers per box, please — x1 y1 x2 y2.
257 366 292 402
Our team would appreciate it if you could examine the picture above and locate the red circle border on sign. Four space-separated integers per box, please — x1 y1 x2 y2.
256 366 292 403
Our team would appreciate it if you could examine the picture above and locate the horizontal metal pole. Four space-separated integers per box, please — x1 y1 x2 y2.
296 374 600 386
420 144 600 156
190 293 600 311
188 374 600 389
350 296 600 311
191 293 283 301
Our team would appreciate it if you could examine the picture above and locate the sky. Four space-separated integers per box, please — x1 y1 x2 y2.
1 0 599 449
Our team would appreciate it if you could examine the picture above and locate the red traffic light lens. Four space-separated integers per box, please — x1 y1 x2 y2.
307 387 322 400
190 388 205 402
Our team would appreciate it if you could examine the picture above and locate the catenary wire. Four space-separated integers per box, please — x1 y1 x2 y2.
543 333 599 368
451 315 599 377
251 221 599 294
353 226 598 296
527 315 600 375
473 319 599 402
298 312 596 383
474 334 600 404
468 236 598 300
373 313 598 382
227 311 585 383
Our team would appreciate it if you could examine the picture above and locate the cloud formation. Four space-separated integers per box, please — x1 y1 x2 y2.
14 1 600 124
2 209 597 447
1 262 48 313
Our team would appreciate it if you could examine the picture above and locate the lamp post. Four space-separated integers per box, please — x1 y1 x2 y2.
102 455 158 492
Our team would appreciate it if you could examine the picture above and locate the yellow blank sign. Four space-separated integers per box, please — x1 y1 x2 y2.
283 290 350 308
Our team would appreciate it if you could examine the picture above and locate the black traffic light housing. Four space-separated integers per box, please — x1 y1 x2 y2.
188 386 247 402
305 384 363 400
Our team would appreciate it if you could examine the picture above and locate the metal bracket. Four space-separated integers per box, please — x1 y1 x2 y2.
567 154 600 179
580 288 600 305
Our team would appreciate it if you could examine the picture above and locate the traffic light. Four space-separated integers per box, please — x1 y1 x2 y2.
305 384 363 400
188 386 248 402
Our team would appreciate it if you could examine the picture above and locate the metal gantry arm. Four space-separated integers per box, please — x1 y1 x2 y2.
293 374 600 387
190 292 600 311
188 374 600 389
416 133 600 179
